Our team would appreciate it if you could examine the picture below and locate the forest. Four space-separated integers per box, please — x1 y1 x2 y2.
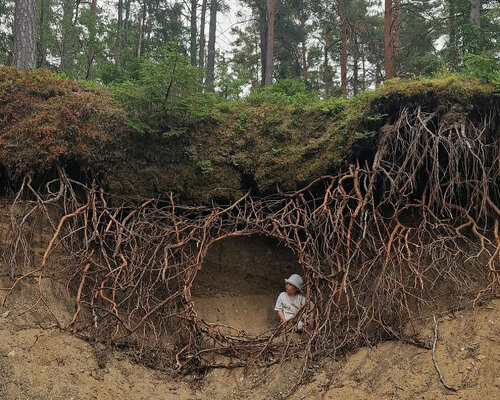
1 1 499 186
1 1 499 98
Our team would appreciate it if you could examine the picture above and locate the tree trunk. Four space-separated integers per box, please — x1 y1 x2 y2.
257 1 267 86
85 0 98 79
393 0 399 76
36 0 47 68
361 45 366 92
198 0 207 68
145 3 152 47
61 0 75 74
299 0 307 83
116 0 123 62
190 0 198 66
206 0 217 91
353 33 359 95
254 35 259 88
323 43 330 97
336 0 347 94
137 3 145 57
74 0 80 21
384 0 394 80
375 63 381 86
264 0 275 86
470 0 480 28
124 0 131 49
301 41 307 83
448 0 458 70
13 0 37 70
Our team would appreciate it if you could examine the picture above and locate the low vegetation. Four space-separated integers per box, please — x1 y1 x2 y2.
1 60 499 202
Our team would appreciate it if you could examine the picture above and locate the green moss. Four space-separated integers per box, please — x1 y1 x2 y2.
197 160 213 174
1 67 498 204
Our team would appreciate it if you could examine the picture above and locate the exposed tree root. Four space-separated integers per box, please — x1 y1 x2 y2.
1 104 499 392
432 314 458 392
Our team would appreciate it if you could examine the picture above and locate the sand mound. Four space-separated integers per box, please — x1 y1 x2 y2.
0 271 498 399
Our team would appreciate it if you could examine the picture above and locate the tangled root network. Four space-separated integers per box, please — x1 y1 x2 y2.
3 104 499 381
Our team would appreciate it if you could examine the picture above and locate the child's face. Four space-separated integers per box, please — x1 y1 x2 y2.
285 282 298 296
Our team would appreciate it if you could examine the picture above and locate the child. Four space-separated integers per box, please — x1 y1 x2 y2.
274 273 314 332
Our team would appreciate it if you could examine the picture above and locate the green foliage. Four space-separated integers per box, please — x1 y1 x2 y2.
216 55 247 100
231 152 249 168
462 54 500 82
395 0 441 77
99 62 125 85
411 53 442 77
0 0 12 66
197 160 213 174
229 22 261 91
246 79 320 107
267 79 308 96
110 44 215 135
234 112 250 133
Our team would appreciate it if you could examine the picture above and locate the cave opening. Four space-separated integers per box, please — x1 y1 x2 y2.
191 235 302 335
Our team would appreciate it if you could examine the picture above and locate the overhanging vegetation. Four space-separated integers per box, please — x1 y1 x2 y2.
1 66 499 203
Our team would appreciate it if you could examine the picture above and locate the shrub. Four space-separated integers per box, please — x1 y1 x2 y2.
462 54 500 82
110 43 216 136
246 78 320 107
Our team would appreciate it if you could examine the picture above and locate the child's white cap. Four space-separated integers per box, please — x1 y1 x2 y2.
285 274 303 290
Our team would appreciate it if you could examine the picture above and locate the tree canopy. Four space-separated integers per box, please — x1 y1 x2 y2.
1 1 498 95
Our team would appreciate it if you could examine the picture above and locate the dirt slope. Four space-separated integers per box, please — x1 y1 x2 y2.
0 281 498 400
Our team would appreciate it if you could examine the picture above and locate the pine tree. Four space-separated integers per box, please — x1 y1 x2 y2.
264 0 275 85
190 0 198 66
206 0 218 91
384 0 394 79
61 0 75 74
199 0 207 69
12 0 37 70
85 0 98 79
336 0 348 94
470 0 481 28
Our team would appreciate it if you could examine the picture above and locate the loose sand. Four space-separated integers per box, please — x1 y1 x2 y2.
1 273 498 399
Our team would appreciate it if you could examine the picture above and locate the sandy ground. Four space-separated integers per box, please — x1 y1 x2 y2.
193 294 279 335
0 276 498 400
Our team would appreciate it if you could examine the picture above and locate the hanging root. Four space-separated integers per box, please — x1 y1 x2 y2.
1 104 499 383
432 315 458 392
